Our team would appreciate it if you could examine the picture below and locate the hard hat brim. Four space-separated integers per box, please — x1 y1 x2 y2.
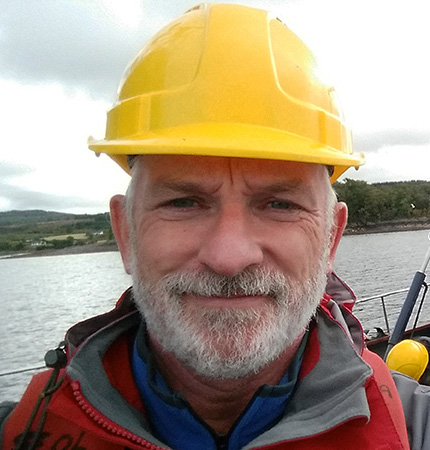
88 123 364 183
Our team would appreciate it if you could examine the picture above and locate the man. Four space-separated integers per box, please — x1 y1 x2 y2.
1 3 425 449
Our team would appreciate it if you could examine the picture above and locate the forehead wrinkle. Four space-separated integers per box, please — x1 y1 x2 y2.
227 157 236 185
227 157 317 193
147 179 222 196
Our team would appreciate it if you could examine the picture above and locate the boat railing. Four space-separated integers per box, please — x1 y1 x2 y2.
356 283 429 336
357 289 409 334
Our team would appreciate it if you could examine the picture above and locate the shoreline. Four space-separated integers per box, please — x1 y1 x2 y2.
0 242 119 260
2 222 430 260
344 222 430 236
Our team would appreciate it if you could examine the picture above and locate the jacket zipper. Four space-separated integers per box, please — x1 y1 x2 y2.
71 380 169 450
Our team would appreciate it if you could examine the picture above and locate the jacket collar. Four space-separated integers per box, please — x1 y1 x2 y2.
64 276 373 448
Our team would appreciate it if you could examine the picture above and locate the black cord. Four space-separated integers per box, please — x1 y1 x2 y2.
15 342 67 450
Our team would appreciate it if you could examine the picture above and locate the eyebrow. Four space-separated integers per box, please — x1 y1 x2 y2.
243 179 306 196
148 180 220 196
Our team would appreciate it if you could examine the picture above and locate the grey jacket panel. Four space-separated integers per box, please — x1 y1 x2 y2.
392 371 430 450
0 401 17 447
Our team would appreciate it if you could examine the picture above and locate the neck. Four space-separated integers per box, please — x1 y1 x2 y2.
148 333 304 434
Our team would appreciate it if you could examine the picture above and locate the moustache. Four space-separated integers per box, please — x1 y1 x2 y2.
159 267 290 300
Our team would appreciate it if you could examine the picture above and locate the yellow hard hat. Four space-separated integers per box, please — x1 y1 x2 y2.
88 3 365 183
386 339 429 381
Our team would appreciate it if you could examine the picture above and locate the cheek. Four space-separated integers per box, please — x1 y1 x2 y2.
135 221 203 280
266 222 327 278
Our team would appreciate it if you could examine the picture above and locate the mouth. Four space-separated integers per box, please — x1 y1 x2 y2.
181 293 272 309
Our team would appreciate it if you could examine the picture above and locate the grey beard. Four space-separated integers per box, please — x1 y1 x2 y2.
131 264 328 379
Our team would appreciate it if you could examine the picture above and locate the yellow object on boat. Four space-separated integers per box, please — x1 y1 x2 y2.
386 339 429 381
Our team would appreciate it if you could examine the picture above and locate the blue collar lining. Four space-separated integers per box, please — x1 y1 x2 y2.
132 325 307 450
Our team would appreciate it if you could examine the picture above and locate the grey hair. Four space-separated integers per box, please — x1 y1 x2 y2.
326 181 338 226
124 158 142 227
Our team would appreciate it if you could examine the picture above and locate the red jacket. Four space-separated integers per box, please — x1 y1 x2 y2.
1 275 410 449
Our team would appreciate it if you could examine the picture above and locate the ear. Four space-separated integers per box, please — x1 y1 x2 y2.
327 201 348 272
110 194 132 274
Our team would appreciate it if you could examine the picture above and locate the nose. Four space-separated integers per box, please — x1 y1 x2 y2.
197 204 264 276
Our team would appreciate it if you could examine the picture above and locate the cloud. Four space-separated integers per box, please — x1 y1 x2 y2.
0 80 130 214
0 0 161 100
0 162 35 180
354 130 430 153
0 152 132 214
0 172 106 213
340 143 430 184
0 151 130 214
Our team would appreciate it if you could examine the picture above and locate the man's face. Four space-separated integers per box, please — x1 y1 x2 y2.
113 155 345 378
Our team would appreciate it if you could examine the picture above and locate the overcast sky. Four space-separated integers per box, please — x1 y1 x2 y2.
1 0 429 214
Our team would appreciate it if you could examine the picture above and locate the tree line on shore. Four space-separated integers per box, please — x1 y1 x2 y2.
334 179 430 227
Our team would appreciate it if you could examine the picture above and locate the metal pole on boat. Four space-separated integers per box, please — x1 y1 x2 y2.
384 236 430 360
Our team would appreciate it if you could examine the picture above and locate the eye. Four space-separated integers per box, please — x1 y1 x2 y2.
169 198 197 208
268 200 291 210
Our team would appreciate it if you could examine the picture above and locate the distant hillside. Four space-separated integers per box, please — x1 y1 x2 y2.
0 209 113 252
0 210 83 226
